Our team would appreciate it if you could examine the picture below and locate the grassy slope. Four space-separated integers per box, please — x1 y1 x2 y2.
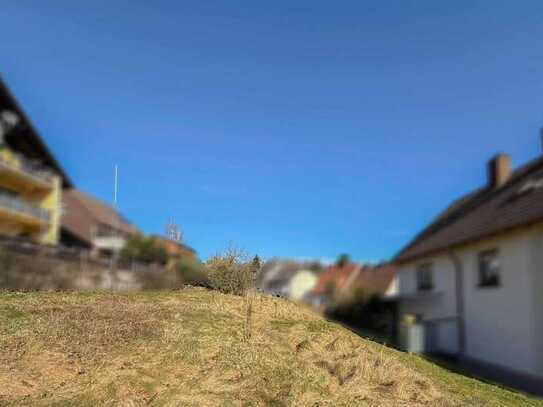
0 289 540 407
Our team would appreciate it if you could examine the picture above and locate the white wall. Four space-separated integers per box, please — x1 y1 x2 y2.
93 236 127 252
531 225 543 375
397 254 459 354
384 275 398 298
397 226 543 376
459 231 538 375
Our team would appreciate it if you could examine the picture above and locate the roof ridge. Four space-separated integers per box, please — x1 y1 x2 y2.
71 190 117 226
64 190 96 220
74 189 115 212
394 187 484 260
69 189 138 233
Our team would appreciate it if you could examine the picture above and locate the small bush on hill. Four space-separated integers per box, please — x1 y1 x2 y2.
205 246 253 295
177 256 209 287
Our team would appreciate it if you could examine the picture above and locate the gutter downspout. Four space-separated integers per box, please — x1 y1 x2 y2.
448 250 466 357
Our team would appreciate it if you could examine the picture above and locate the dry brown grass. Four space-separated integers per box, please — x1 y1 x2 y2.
0 289 539 406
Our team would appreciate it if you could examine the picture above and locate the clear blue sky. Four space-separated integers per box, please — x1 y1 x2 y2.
2 1 542 261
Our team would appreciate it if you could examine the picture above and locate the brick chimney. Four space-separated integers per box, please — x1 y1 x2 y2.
487 153 512 189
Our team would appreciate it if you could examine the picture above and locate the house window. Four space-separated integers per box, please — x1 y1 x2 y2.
417 263 433 291
478 249 500 287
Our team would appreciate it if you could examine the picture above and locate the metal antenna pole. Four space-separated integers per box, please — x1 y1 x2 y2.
110 164 119 274
114 164 118 209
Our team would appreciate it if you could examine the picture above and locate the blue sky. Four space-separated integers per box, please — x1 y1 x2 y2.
1 1 543 261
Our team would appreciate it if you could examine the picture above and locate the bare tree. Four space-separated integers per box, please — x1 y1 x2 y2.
165 218 183 243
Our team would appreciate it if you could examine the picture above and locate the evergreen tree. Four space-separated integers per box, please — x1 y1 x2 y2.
251 255 262 273
335 254 350 268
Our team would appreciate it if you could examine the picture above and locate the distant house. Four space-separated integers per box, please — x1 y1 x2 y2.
288 270 318 301
257 259 323 298
151 235 196 269
152 235 195 259
0 78 72 245
394 152 543 381
60 189 138 257
312 262 396 306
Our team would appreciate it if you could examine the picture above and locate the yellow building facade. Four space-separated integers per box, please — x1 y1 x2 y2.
0 146 62 245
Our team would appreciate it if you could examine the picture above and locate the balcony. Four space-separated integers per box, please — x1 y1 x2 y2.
0 149 54 190
0 191 50 225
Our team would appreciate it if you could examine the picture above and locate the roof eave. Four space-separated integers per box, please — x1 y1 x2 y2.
0 77 73 188
393 216 543 266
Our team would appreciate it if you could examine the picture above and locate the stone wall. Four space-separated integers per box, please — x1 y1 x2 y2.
0 246 184 291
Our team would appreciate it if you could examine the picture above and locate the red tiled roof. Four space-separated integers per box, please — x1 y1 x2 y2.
313 263 396 296
151 235 196 257
313 263 358 294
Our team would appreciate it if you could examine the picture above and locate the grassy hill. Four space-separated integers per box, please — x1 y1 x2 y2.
0 289 541 406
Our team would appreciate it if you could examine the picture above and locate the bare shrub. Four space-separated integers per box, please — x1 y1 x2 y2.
205 245 254 295
177 256 209 287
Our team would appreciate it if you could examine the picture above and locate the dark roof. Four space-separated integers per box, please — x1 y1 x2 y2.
395 155 543 263
0 77 73 187
61 189 138 245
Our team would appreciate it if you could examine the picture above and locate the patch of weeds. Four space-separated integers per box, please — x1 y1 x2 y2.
306 319 335 334
27 302 171 361
46 395 102 407
269 320 301 331
105 382 118 400
175 310 235 336
0 305 29 333
142 379 159 394
254 365 295 406
171 337 202 365
0 292 32 300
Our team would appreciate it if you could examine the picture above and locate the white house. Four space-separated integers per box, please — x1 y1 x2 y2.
393 152 543 381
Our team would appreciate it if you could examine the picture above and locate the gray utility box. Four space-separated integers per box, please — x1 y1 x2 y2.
400 314 425 353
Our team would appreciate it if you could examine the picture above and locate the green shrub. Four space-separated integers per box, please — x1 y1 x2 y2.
0 247 15 271
335 253 351 268
177 256 209 287
119 235 169 266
